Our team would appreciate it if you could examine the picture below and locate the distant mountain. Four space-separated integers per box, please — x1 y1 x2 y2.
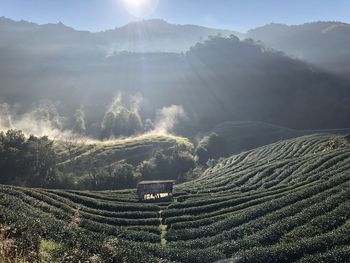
96 19 242 52
1 17 350 137
0 17 241 54
179 36 350 131
247 22 350 77
0 16 102 47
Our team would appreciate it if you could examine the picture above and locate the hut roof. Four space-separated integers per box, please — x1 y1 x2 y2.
138 180 175 185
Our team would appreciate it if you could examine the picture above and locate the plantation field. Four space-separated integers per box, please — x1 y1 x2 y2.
202 121 302 157
1 134 350 262
200 120 350 159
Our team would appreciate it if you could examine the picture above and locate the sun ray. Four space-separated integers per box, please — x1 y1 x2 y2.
121 0 159 18
123 0 147 7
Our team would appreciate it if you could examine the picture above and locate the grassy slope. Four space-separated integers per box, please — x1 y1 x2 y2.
54 134 193 178
1 134 350 262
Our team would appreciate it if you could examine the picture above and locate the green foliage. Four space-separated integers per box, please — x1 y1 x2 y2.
0 130 57 187
81 160 138 190
100 111 115 139
137 147 195 182
73 109 86 134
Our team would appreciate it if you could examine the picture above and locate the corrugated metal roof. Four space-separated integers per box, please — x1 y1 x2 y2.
137 180 175 185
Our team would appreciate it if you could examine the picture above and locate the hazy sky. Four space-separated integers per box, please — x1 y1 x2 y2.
1 0 349 32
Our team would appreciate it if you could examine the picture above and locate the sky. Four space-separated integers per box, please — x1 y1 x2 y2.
0 0 350 32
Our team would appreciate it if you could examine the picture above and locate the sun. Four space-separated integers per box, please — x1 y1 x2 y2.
123 0 147 8
121 0 159 18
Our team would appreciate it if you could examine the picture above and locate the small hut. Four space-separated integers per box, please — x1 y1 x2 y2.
137 180 175 201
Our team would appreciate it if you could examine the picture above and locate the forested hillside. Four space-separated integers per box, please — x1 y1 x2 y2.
1 17 350 140
248 22 350 78
0 130 195 189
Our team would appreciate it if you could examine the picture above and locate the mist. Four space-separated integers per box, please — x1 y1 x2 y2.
1 17 350 139
151 105 187 135
0 102 80 141
0 96 188 145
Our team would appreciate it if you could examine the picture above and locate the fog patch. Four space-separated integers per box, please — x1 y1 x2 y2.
107 93 123 114
106 92 143 114
0 102 85 141
130 93 143 113
151 105 187 134
0 99 188 143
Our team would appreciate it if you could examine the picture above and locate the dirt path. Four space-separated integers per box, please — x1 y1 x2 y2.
159 210 168 247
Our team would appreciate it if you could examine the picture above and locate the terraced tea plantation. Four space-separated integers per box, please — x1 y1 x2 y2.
1 134 350 262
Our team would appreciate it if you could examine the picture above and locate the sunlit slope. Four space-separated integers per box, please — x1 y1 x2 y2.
179 134 350 193
167 134 350 262
1 134 350 262
198 121 302 159
198 121 350 161
54 134 192 175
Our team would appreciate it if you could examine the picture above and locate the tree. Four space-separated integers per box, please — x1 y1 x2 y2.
26 135 57 187
61 134 82 156
113 107 130 136
0 130 27 184
101 107 143 139
101 112 115 139
0 130 58 187
128 111 143 135
73 109 86 134
137 147 195 182
81 160 137 190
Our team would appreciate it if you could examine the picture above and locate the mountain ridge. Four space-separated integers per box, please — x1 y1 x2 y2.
0 16 242 53
247 21 350 77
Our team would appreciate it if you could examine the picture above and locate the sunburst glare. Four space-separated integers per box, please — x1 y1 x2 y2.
123 0 147 7
121 0 159 18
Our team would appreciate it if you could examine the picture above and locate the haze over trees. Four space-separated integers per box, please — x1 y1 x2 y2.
0 129 197 189
1 17 350 190
100 106 143 139
1 17 350 140
247 22 350 78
